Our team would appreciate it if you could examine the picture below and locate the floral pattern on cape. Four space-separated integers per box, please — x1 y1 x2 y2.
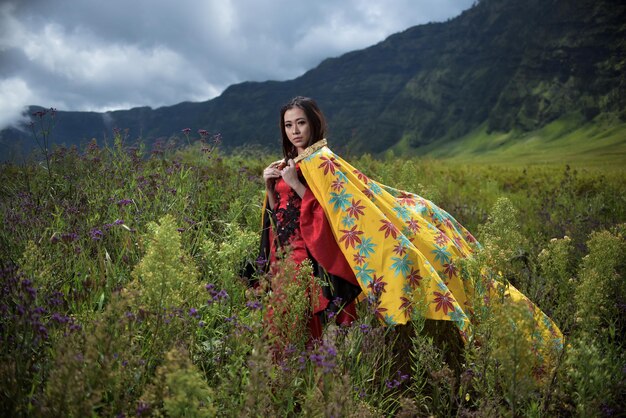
298 145 563 359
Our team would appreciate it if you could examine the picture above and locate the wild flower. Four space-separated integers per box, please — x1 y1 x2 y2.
246 300 262 310
89 228 103 240
385 370 409 389
256 255 268 268
131 214 202 312
575 227 626 338
117 199 133 206
28 107 57 177
308 342 338 373
205 283 229 305
139 347 216 417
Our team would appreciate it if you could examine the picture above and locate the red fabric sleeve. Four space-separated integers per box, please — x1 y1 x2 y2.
300 189 359 287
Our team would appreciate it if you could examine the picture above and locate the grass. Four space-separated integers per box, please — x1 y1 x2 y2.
1 126 625 416
392 115 626 168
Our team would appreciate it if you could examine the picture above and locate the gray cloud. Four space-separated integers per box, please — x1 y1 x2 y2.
0 0 474 129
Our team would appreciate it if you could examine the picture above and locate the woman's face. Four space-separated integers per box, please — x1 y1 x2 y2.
283 107 311 156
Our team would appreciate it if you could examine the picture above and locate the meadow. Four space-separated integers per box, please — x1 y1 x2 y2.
1 125 625 417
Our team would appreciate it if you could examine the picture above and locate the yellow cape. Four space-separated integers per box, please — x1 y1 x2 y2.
296 141 563 358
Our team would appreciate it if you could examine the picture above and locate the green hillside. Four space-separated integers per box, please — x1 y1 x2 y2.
396 116 626 167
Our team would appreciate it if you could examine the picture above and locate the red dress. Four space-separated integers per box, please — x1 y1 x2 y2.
267 170 359 340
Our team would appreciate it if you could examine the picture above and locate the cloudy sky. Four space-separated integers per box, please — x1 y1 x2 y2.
0 0 475 130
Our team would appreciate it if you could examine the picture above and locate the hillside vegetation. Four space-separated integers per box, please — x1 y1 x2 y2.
1 136 625 416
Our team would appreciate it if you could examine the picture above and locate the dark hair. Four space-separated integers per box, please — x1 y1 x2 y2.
279 96 327 161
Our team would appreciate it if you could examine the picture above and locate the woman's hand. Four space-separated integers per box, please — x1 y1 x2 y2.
263 160 283 190
263 160 284 210
281 159 306 198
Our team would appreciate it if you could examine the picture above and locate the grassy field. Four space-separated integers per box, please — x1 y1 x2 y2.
1 129 625 416
392 116 626 168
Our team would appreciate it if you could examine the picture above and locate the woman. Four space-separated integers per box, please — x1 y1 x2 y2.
260 96 361 340
257 97 563 374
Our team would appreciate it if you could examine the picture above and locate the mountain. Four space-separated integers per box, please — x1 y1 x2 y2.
2 0 625 160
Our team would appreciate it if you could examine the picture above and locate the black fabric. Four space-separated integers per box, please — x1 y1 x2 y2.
307 250 362 310
273 189 301 247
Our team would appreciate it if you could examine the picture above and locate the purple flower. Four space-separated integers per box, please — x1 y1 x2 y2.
116 199 133 207
36 324 49 339
256 255 267 268
136 401 151 416
246 300 262 310
181 128 191 135
308 343 337 373
47 291 64 307
310 353 324 365
355 386 366 399
385 370 409 389
386 380 399 389
61 232 79 243
198 321 205 327
51 312 68 323
25 286 37 300
90 228 103 240
205 283 229 304
198 129 209 137
113 219 124 225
